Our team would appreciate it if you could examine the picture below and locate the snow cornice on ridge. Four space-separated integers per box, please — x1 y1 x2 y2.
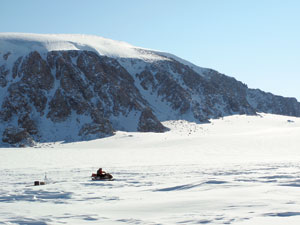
0 33 170 62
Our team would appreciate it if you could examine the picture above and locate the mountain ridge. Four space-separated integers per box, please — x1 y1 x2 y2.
0 33 299 147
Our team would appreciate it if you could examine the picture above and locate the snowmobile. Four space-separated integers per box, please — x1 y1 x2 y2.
91 172 114 181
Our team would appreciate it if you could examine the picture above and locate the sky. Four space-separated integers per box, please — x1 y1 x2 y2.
1 0 300 100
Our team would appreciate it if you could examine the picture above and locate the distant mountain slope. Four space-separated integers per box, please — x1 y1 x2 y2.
0 33 299 146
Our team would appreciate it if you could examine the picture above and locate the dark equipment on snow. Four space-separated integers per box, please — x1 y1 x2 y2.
34 181 46 186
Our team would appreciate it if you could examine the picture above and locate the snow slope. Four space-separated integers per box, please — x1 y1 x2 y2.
0 33 170 62
1 114 300 225
0 33 210 82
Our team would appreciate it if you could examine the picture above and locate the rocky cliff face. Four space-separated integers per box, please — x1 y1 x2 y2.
0 50 169 146
0 34 300 147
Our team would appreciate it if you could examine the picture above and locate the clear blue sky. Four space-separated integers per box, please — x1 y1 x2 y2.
1 0 300 100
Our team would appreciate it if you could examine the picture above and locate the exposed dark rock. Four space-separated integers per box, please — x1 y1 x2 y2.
1 83 33 120
0 65 9 87
79 122 114 138
138 108 167 132
135 59 258 120
47 89 71 122
2 126 34 147
76 51 146 116
21 51 54 90
12 56 23 79
3 52 11 60
136 70 155 91
18 114 38 135
247 89 300 117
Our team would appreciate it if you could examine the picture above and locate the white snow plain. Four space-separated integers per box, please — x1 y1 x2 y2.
1 113 300 225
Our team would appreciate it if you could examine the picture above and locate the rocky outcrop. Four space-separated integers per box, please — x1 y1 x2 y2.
134 59 257 122
21 51 54 90
0 65 9 87
47 89 71 122
138 108 168 132
247 89 300 116
79 122 114 138
18 114 38 135
2 126 34 147
3 52 11 60
0 50 167 146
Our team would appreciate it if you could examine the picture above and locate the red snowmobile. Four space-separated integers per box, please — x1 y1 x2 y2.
91 168 113 181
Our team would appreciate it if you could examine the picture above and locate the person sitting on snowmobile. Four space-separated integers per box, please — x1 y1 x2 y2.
97 168 106 177
92 168 113 180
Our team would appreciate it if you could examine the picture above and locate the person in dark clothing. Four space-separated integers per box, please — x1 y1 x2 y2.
92 168 113 180
97 168 105 177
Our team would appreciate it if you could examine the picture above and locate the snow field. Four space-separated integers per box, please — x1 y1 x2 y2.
1 114 300 224
0 33 169 62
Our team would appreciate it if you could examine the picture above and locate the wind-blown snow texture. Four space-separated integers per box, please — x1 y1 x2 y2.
0 33 300 146
1 114 300 224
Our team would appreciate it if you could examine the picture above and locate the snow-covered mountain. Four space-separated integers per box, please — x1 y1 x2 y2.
0 33 299 146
